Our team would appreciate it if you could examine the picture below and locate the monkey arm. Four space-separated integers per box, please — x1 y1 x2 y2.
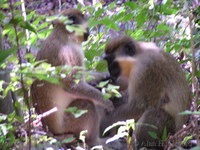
110 89 128 108
87 72 110 87
90 72 110 82
114 76 129 91
100 101 144 133
62 79 114 111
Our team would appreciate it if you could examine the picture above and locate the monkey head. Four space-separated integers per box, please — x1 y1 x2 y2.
53 8 89 41
103 36 137 88
103 36 160 89
104 36 136 78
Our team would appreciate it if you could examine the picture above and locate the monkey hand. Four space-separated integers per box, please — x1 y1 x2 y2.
103 99 114 112
88 80 99 88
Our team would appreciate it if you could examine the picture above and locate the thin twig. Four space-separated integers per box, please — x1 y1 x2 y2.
58 0 61 12
186 0 200 146
20 0 30 53
19 107 57 129
31 107 58 126
9 0 32 149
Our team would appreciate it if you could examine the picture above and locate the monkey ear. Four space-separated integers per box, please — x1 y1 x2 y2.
116 57 137 78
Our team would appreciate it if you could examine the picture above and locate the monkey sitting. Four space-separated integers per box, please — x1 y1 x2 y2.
100 36 191 149
30 8 113 147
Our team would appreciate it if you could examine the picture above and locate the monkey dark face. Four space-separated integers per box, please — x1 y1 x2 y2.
104 36 137 82
108 61 121 81
103 54 120 81
62 8 86 25
66 9 89 41
52 8 89 41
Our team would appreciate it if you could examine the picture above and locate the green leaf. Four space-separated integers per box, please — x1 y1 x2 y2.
161 127 167 141
124 2 137 10
88 20 100 29
95 60 107 72
196 71 200 77
66 24 86 35
10 17 23 25
98 80 109 88
38 29 52 39
94 2 103 9
0 3 9 8
37 22 49 30
0 48 16 63
156 22 170 32
150 31 166 37
46 15 59 22
85 6 94 14
102 92 111 100
135 11 147 27
65 106 77 112
179 110 200 115
84 49 99 61
107 84 120 90
33 16 45 26
109 2 116 10
77 3 83 10
20 21 37 34
75 109 88 118
95 8 104 19
31 73 60 84
163 8 176 15
23 53 34 59
0 12 5 20
7 56 18 63
123 13 134 22
14 101 21 109
148 131 158 139
130 29 144 40
29 36 37 45
181 135 193 146
14 1 23 7
17 31 25 40
62 137 76 144
27 11 36 21
179 59 191 65
99 18 119 31
112 11 125 22
65 106 88 118
161 0 177 15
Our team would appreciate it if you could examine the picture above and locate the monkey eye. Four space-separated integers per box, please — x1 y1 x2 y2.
124 42 136 56
68 15 77 24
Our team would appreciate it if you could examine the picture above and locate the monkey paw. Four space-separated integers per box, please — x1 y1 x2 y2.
104 100 114 112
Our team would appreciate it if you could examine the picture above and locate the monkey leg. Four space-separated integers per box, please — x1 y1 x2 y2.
135 107 175 150
100 102 144 136
61 99 101 147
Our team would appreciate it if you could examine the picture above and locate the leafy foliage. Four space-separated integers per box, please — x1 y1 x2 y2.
104 119 135 145
65 107 88 118
0 0 199 149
